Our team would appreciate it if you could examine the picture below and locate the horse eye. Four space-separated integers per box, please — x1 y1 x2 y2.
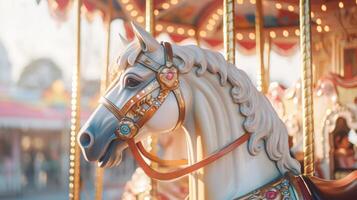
125 77 142 88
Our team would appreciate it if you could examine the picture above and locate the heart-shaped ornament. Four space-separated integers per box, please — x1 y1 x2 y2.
158 67 178 89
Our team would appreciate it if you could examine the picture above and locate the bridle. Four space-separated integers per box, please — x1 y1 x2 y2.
100 42 251 180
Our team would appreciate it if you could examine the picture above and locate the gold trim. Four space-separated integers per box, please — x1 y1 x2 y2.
144 1 156 197
145 0 154 35
173 88 185 131
223 0 235 64
299 0 315 176
288 174 305 200
255 0 267 93
69 0 81 199
237 173 295 200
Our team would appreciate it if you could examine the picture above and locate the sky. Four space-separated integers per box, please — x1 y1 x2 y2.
0 0 125 85
0 0 301 88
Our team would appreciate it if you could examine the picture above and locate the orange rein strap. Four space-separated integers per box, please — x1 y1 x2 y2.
137 142 188 167
128 133 251 180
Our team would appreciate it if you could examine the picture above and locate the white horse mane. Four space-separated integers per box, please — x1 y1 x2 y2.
114 39 300 175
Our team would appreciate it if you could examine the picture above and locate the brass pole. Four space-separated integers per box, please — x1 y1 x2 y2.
223 0 236 64
264 37 271 88
255 0 266 93
145 0 154 34
145 0 157 198
300 0 315 176
195 28 200 47
95 1 113 200
69 0 81 199
102 0 113 92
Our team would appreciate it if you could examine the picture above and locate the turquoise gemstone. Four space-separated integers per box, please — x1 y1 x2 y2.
120 124 131 135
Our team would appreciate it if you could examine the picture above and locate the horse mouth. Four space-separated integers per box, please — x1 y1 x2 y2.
98 140 123 168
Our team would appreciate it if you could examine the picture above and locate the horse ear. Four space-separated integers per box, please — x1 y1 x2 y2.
131 22 160 52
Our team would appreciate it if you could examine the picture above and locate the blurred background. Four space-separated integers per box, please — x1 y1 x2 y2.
0 0 356 199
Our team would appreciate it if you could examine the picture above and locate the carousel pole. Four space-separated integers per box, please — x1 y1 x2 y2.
264 37 271 88
69 0 82 199
299 0 315 176
223 0 236 64
95 1 113 200
195 28 200 47
145 0 154 34
145 0 157 198
255 0 267 93
102 0 113 91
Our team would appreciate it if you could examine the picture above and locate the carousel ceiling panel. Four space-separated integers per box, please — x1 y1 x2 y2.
46 0 357 49
159 1 212 24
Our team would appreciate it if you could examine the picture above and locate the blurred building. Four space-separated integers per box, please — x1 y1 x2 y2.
0 55 89 195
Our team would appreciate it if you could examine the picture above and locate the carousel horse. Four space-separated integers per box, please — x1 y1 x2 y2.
78 23 357 200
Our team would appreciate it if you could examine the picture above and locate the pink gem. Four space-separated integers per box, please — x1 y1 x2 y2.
265 190 278 199
165 71 174 80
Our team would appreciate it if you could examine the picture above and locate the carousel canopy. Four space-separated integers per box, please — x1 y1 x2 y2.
46 0 356 50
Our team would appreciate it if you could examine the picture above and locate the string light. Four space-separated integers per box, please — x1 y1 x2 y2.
208 19 216 25
311 12 315 18
237 0 244 4
199 30 207 37
317 26 322 32
167 26 174 33
136 16 144 23
236 33 243 40
275 3 282 9
295 29 300 36
339 2 344 8
121 0 129 4
155 24 163 31
154 9 159 16
250 0 256 4
188 29 195 36
205 8 222 32
269 31 276 38
156 0 181 15
170 0 178 4
177 27 185 34
249 32 255 40
316 18 322 25
321 4 327 11
283 30 289 37
212 13 219 20
288 5 294 12
126 4 133 11
131 11 138 17
324 25 330 32
162 3 170 9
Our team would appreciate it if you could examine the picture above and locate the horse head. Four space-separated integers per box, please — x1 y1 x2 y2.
78 23 189 167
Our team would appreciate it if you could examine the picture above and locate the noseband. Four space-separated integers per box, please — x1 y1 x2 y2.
100 42 250 180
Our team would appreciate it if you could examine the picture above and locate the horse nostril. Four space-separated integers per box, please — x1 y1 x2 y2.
79 131 94 148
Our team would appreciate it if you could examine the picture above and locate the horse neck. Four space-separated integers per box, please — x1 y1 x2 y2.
182 73 281 200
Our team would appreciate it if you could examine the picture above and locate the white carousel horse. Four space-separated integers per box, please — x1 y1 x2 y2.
78 23 357 200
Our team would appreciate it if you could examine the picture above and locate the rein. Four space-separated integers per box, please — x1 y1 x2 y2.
100 42 250 180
